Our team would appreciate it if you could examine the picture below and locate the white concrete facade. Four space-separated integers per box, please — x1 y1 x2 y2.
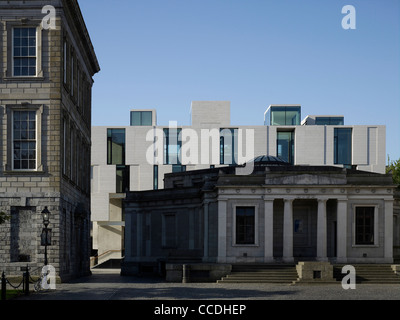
90 102 387 262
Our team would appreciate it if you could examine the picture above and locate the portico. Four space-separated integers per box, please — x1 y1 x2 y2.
215 164 395 265
122 160 397 278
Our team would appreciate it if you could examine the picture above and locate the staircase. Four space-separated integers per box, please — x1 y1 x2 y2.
334 264 400 284
217 264 298 284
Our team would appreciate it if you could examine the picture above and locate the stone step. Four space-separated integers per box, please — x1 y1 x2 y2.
218 264 298 284
333 264 400 284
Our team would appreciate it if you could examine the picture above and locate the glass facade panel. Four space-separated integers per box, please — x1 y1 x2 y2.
334 128 352 166
267 106 301 126
236 207 255 245
153 165 158 190
116 165 129 193
164 128 182 165
107 129 125 165
172 164 186 173
130 111 152 126
315 117 344 125
277 131 294 164
220 128 238 165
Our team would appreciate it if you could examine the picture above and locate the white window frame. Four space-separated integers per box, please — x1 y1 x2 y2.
11 110 38 171
11 26 38 77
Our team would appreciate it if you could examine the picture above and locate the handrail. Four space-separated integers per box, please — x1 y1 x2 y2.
90 249 122 266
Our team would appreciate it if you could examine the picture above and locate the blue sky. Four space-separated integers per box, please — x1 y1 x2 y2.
79 0 400 162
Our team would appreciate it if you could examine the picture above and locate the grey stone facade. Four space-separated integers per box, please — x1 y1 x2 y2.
0 0 99 281
122 161 398 280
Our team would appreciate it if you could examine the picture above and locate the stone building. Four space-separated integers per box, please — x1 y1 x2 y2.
0 0 99 281
122 158 398 281
92 102 387 267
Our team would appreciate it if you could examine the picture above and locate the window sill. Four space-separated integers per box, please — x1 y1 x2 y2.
232 244 259 247
3 170 46 176
352 244 379 248
3 76 45 82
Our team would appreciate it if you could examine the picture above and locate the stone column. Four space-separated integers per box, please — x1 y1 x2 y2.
384 199 394 263
264 199 274 262
283 199 294 263
203 201 209 262
217 199 227 263
317 199 328 261
136 212 143 259
336 199 347 263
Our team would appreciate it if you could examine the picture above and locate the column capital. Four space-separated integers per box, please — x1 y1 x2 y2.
283 198 295 204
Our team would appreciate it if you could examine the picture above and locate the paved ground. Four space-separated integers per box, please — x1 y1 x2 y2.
15 269 400 301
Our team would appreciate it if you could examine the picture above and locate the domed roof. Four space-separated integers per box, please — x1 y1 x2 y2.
251 155 290 166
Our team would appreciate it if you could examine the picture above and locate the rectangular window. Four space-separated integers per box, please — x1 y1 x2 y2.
130 111 153 126
63 40 67 84
334 128 352 167
172 164 186 173
315 117 344 125
220 128 238 165
70 51 74 97
277 131 294 164
355 207 375 245
13 27 36 77
236 207 255 245
13 111 36 170
107 129 126 165
266 106 301 126
163 128 182 165
153 165 159 190
116 165 129 193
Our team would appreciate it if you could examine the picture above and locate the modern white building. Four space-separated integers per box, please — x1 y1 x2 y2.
90 102 387 266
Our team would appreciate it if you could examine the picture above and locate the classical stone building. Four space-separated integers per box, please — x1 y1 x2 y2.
0 0 99 281
122 157 398 281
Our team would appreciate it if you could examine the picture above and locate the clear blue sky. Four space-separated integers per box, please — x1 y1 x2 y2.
79 0 400 162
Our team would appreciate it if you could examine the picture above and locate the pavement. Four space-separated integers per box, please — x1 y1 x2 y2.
13 268 400 301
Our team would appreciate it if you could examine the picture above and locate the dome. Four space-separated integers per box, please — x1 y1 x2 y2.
251 155 290 166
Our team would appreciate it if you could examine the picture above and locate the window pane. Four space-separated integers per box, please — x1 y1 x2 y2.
141 111 152 126
130 112 141 126
13 111 36 170
13 28 36 77
334 128 352 165
107 129 125 165
355 207 374 245
236 207 255 244
277 131 294 164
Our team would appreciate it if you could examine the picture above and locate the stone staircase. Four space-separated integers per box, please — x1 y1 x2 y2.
217 264 298 284
217 263 400 284
334 264 400 284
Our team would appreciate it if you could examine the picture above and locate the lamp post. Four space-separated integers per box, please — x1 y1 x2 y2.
41 207 50 266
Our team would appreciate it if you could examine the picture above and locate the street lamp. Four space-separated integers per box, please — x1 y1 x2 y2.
41 207 50 266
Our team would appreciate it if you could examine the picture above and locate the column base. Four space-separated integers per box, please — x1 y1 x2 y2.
316 257 329 262
336 257 348 264
263 257 275 263
283 257 294 263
